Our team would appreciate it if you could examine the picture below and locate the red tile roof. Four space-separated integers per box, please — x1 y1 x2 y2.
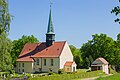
17 41 66 62
64 61 74 66
17 56 34 62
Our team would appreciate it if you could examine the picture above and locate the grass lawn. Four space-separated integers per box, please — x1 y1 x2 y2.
77 69 90 73
29 70 105 80
96 73 120 80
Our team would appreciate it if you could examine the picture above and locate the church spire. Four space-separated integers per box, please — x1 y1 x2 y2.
47 6 54 34
46 1 55 47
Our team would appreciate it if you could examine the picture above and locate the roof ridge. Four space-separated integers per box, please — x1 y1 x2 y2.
25 42 41 44
97 57 108 64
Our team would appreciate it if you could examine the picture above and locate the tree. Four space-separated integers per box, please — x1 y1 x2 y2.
114 33 120 71
69 45 76 54
11 35 39 66
85 57 90 69
69 45 83 68
0 0 12 72
0 32 12 71
80 33 120 71
74 49 82 68
0 0 11 34
81 33 116 67
111 0 120 24
89 55 93 66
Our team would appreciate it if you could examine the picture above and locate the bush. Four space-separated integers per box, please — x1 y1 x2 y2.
58 69 64 74
9 70 15 74
25 73 31 78
48 72 54 75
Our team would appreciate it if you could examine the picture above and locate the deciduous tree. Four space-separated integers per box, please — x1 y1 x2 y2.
0 32 12 71
0 0 11 34
69 45 83 68
111 0 120 24
11 35 39 66
81 33 115 68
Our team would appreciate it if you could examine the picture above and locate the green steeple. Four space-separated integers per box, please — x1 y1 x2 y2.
47 8 54 34
46 4 55 47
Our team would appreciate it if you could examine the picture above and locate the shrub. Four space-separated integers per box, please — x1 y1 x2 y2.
58 69 64 74
9 70 15 74
12 73 19 78
25 73 31 78
48 72 54 75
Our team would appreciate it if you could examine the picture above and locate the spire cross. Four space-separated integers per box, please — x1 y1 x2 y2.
50 0 53 8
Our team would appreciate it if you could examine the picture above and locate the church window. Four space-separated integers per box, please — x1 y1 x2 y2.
19 63 21 67
36 59 39 65
19 69 20 72
67 68 69 71
51 59 53 66
22 69 24 72
22 63 24 67
44 59 46 66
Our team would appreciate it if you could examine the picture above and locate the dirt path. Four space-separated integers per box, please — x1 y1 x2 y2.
80 74 113 80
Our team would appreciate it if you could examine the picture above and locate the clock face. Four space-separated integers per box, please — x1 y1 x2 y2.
46 34 55 41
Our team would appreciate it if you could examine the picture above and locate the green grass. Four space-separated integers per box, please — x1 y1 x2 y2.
77 69 90 73
109 68 117 74
96 73 120 80
29 70 105 80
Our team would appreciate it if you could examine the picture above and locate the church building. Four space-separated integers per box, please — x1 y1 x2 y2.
16 6 76 73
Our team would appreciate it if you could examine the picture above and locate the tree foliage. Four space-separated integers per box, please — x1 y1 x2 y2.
114 33 120 71
111 0 120 24
0 0 12 71
0 32 12 71
0 0 11 34
69 45 76 54
81 34 115 65
89 55 93 66
69 45 83 68
11 35 39 66
80 33 120 71
85 57 90 69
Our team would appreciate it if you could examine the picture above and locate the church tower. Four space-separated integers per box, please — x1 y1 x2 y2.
46 5 55 47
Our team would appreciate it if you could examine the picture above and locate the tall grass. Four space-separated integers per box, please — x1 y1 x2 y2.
29 70 105 80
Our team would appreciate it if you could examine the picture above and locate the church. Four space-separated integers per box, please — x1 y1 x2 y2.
16 6 76 73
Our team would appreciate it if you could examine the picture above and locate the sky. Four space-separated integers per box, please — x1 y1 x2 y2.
8 0 120 48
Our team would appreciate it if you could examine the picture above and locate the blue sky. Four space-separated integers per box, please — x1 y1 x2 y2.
8 0 120 48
